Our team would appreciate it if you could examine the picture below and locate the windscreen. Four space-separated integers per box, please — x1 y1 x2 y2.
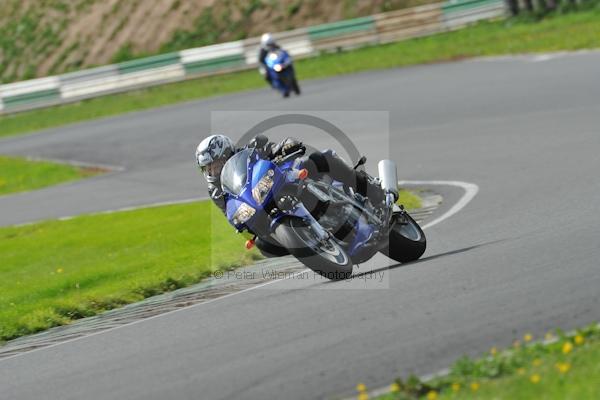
221 148 252 196
265 50 282 68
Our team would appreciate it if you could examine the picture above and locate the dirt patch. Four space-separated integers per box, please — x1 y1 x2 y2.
0 0 436 83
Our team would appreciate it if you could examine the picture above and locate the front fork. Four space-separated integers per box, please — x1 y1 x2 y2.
269 201 330 243
294 203 331 242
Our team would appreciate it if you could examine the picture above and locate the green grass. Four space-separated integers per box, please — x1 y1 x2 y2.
0 189 422 342
1 9 600 139
299 8 600 81
398 189 422 210
370 324 600 400
0 70 261 139
0 156 102 196
0 200 261 341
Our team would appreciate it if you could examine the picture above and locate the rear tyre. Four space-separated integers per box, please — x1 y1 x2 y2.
275 218 353 280
292 78 301 95
380 212 426 263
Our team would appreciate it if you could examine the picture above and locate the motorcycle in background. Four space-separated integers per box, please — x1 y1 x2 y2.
263 49 301 98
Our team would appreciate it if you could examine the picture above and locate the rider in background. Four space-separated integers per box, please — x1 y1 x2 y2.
258 33 280 87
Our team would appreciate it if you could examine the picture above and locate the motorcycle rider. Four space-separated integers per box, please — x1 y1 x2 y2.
195 134 384 255
258 33 280 87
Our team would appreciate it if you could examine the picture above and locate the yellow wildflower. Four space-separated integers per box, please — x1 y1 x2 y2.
532 359 542 367
470 382 480 392
358 393 369 400
574 335 585 345
389 383 400 393
555 362 571 374
356 383 367 392
426 390 438 400
451 383 461 392
56 268 64 273
490 347 498 356
530 374 541 384
562 341 573 354
524 333 533 342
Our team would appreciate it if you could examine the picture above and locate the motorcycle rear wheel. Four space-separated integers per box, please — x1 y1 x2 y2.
275 217 353 280
380 212 426 263
292 78 301 95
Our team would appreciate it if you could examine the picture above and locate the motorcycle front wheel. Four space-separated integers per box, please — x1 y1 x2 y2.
275 217 353 280
380 212 426 263
255 236 290 258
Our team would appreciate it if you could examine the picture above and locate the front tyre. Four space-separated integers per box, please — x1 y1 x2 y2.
255 237 289 258
381 212 426 263
275 218 353 280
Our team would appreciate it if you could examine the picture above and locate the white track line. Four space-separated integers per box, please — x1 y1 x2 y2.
13 180 478 227
13 196 210 227
61 196 209 219
0 180 478 362
468 49 600 64
0 272 307 363
20 156 125 172
399 180 479 230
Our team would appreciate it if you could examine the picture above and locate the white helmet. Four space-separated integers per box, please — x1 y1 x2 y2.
195 134 235 183
260 33 276 49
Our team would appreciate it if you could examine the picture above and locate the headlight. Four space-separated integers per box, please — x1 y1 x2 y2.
232 203 256 225
252 169 274 204
274 64 282 72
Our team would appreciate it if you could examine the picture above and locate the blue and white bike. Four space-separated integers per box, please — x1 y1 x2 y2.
220 148 426 280
264 49 301 98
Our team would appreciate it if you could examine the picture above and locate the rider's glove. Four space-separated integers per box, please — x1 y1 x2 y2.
273 138 304 158
248 134 269 150
248 134 275 158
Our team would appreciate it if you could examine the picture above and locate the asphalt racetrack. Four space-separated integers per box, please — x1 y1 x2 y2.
1 51 600 399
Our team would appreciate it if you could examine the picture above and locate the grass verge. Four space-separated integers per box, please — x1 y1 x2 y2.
0 189 422 342
1 9 600 139
0 156 103 196
398 189 422 210
0 200 260 342
368 323 600 400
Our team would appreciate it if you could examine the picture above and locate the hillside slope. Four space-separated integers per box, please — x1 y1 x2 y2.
0 0 434 84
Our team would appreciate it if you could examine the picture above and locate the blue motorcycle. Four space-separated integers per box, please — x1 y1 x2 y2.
264 49 301 98
220 148 426 280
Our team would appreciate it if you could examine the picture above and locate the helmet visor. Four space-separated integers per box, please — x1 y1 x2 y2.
200 157 227 180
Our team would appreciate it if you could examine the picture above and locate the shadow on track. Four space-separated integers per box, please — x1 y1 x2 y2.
335 238 509 283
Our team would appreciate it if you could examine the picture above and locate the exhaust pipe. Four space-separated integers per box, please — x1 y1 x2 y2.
378 160 398 200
